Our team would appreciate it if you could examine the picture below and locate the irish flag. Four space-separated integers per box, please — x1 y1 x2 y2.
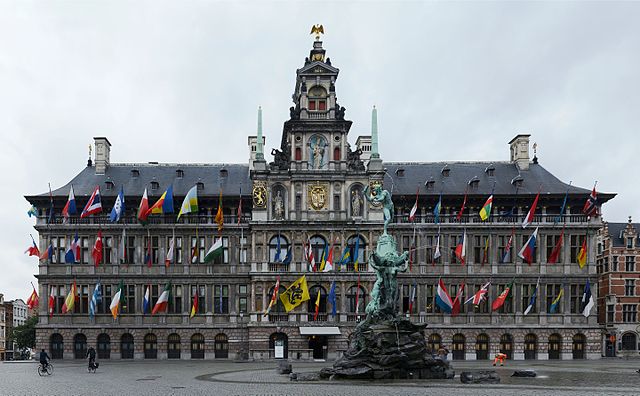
479 194 493 221
152 283 171 314
204 238 223 263
177 185 198 220
110 281 124 319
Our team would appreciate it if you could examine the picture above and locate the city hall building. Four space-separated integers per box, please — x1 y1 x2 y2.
28 36 613 361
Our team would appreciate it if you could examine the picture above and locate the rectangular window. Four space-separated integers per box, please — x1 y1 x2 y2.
473 235 490 264
171 236 183 264
171 285 182 314
122 285 135 314
52 237 65 263
546 235 562 263
570 235 585 264
613 257 618 272
546 284 563 314
214 285 229 314
308 101 316 111
100 284 112 314
627 237 634 249
449 284 464 314
495 284 512 313
55 285 65 314
626 256 635 272
498 235 512 263
295 195 302 211
151 285 159 311
604 257 609 272
126 236 136 264
570 284 585 314
191 236 206 264
425 284 434 313
103 236 112 264
238 237 248 264
625 279 635 296
213 237 230 264
190 285 206 314
81 237 89 264
424 235 434 264
318 100 326 111
333 194 340 211
521 284 537 314
239 284 248 314
73 284 88 314
607 304 614 323
623 304 637 322
449 235 459 264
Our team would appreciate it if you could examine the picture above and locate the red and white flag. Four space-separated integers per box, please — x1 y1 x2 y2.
454 230 467 265
80 186 102 218
48 287 55 317
465 282 491 306
409 188 419 222
165 236 175 268
451 282 465 316
522 192 540 228
92 230 103 267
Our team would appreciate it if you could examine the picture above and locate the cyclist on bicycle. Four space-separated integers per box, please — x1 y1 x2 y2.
39 349 50 369
86 346 97 369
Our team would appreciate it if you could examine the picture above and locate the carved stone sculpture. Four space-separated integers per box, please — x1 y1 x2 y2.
351 190 363 217
273 190 284 220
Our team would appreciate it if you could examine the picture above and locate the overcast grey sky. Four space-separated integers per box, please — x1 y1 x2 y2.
1 1 639 300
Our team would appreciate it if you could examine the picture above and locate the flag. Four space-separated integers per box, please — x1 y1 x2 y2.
279 275 310 312
353 237 360 272
64 238 75 264
47 184 55 225
48 287 55 317
577 237 587 268
456 189 468 220
190 289 198 318
313 290 321 321
25 235 40 257
27 205 38 218
92 230 103 267
582 279 595 317
39 242 53 262
237 187 243 224
147 185 174 215
80 186 102 218
66 232 80 263
109 186 125 222
304 239 316 272
191 228 199 264
524 278 539 315
323 242 334 272
549 288 564 314
110 281 124 319
548 228 564 264
555 187 570 224
408 280 417 314
144 236 152 267
177 185 199 220
329 281 337 317
215 191 224 231
143 285 151 314
274 235 282 263
435 279 454 313
263 276 281 317
62 185 76 221
433 193 442 224
491 281 513 311
582 184 598 217
502 230 514 263
337 246 350 271
282 246 292 265
518 227 538 265
479 194 493 221
119 228 126 264
454 231 466 265
204 238 224 263
152 282 172 314
522 191 540 228
465 282 490 306
481 235 490 265
137 188 150 224
409 188 419 222
26 284 39 309
451 282 465 316
61 280 77 314
89 280 102 319
433 233 441 263
319 244 328 271
165 236 175 268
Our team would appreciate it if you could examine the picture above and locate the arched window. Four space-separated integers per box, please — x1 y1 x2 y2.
572 333 586 359
346 234 367 271
548 333 562 360
309 235 327 268
50 333 63 359
269 235 289 263
428 333 442 354
191 333 205 359
307 285 327 321
214 333 229 359
476 333 490 360
452 333 466 360
333 146 340 161
621 332 637 350
500 333 513 360
295 147 302 161
308 86 327 111
144 333 157 359
346 285 367 314
121 333 134 359
97 333 110 359
73 333 87 359
524 333 537 360
269 332 288 359
168 333 181 359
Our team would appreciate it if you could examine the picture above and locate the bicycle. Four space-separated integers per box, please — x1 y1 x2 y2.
37 362 53 376
87 361 99 373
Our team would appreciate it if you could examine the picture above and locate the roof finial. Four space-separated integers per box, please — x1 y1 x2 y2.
371 105 380 159
310 24 324 41
256 106 264 161
87 144 93 167
532 142 538 164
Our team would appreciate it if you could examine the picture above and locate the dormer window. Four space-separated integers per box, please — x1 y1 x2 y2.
105 181 114 190
176 169 184 178
220 169 228 178
308 86 327 111
485 164 495 177
468 176 480 190
131 169 139 178
441 165 450 177
395 168 405 178
425 180 435 190
196 182 204 191
150 181 159 190
511 175 524 188
627 237 634 249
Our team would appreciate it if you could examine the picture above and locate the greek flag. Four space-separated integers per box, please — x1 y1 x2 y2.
89 280 102 318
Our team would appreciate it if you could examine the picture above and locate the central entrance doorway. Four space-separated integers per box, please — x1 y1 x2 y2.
308 335 328 360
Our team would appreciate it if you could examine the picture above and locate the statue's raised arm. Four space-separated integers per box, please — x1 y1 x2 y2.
363 183 394 235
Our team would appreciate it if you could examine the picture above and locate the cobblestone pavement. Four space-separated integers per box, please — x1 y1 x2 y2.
2 359 640 396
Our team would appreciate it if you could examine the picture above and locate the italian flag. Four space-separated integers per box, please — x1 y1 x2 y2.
204 238 223 263
110 281 124 319
479 194 493 221
152 283 171 314
491 281 513 311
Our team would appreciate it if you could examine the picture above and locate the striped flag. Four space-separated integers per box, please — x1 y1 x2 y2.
89 280 102 318
409 188 419 222
522 191 540 228
80 186 102 218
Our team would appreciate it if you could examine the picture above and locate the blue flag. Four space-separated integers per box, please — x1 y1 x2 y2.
282 247 292 265
89 280 102 318
109 186 125 222
434 193 442 224
329 281 337 317
274 235 282 262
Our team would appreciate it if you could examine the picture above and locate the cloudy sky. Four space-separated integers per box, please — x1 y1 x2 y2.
1 1 638 300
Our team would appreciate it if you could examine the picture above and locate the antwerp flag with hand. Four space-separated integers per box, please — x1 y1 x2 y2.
279 275 310 312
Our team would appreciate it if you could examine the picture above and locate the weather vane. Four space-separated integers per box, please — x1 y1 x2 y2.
88 144 92 158
310 24 324 41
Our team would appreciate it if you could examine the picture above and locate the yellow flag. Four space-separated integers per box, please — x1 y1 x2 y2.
279 275 310 312
577 238 587 268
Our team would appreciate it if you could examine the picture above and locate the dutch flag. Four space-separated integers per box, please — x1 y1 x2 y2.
435 279 454 314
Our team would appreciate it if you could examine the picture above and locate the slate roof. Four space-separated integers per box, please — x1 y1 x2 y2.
606 222 640 247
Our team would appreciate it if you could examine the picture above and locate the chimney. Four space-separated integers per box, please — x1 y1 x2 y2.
508 134 531 171
94 137 111 175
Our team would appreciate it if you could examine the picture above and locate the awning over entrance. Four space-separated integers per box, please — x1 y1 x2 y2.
299 327 341 336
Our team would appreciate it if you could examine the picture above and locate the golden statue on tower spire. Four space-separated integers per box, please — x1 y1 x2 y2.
310 24 324 40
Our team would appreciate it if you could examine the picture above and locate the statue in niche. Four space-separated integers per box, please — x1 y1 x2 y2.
311 136 325 169
273 190 284 220
351 190 363 218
